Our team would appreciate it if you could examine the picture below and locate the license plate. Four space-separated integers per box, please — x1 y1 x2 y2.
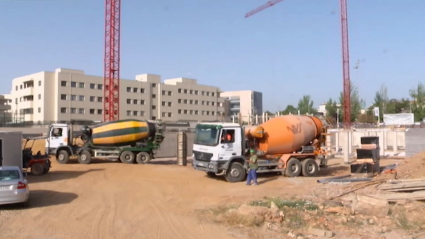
0 186 10 190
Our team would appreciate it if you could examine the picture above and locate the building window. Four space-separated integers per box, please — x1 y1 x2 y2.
133 99 137 104
152 116 156 120
168 91 172 96
195 110 198 115
71 108 77 114
201 91 205 95
195 100 198 104
79 95 85 101
152 94 156 98
79 108 84 114
38 81 41 86
15 86 18 91
79 83 85 88
162 90 165 95
38 94 41 100
140 111 145 116
61 94 67 100
168 112 172 117
140 88 145 93
127 87 131 92
71 82 77 88
133 111 138 116
201 101 205 105
97 109 102 114
212 102 215 106
162 101 166 106
206 101 209 106
97 97 102 102
195 90 198 95
140 100 145 105
167 102 172 107
38 107 41 113
133 88 138 93
162 112 166 117
184 99 187 104
152 105 156 110
206 92 210 96
60 107 67 113
178 99 182 104
71 95 76 101
189 100 193 104
151 83 156 87
184 110 187 114
212 92 215 97
190 110 193 114
178 109 182 114
127 99 131 104
178 88 182 93
97 84 103 90
90 83 95 89
90 96 95 102
127 110 131 116
212 111 215 115
61 81 67 87
90 109 95 114
184 89 187 94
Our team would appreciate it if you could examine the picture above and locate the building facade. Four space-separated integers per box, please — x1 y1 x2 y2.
8 68 228 123
219 90 263 123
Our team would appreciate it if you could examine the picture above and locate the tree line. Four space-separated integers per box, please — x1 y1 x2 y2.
265 82 425 124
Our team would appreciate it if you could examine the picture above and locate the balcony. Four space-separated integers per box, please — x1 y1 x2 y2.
0 104 11 112
19 87 34 96
18 101 34 109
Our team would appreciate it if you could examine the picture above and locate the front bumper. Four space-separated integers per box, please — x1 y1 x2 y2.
192 159 228 173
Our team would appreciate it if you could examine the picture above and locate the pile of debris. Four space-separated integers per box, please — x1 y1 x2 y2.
372 178 425 202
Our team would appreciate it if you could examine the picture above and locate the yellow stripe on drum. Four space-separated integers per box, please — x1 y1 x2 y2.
93 121 148 134
92 132 149 145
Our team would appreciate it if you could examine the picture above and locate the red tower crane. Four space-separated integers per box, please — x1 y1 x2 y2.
103 0 121 122
245 0 352 128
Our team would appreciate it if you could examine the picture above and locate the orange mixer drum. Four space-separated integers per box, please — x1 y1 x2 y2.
251 115 323 155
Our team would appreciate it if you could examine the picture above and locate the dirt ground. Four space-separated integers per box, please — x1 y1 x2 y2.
0 154 349 239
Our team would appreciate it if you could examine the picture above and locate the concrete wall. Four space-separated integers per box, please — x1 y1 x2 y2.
155 132 195 158
405 128 425 157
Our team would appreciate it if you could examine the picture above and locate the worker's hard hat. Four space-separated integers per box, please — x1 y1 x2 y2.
250 149 255 154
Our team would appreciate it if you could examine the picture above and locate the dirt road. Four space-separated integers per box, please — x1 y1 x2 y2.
0 158 346 239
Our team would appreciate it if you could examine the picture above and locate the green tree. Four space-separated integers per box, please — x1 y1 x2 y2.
339 80 365 122
372 84 389 121
297 95 317 115
280 105 297 115
409 82 425 121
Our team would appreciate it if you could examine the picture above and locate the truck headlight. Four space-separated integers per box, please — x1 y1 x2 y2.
208 163 214 169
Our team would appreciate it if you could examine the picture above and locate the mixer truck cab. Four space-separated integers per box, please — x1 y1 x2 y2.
192 115 329 183
45 120 165 165
192 122 248 182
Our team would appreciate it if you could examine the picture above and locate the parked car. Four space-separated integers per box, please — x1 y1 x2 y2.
0 166 30 207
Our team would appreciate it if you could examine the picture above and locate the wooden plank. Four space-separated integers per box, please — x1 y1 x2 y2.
387 178 425 184
370 191 425 201
378 181 425 190
385 187 425 192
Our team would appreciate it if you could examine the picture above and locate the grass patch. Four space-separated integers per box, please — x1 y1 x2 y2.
391 207 419 231
250 197 319 211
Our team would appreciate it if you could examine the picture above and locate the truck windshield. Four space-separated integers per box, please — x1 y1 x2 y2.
194 124 221 146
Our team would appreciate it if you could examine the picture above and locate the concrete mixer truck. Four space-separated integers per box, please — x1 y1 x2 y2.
192 115 328 182
45 119 165 165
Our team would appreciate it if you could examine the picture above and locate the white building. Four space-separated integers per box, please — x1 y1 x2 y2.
219 90 263 123
8 68 228 123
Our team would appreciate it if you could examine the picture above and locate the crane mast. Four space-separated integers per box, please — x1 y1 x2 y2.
103 0 121 122
245 0 352 129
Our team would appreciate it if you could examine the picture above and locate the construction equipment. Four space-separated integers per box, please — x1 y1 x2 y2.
192 115 328 182
22 138 51 176
245 0 352 128
45 119 165 165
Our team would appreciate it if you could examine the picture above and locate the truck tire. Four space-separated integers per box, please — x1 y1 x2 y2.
57 150 70 164
43 166 50 174
301 158 319 177
31 163 44 176
78 150 92 164
225 162 246 183
285 158 302 177
120 151 135 164
136 152 150 164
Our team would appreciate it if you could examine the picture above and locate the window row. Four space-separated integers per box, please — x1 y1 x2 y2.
60 81 103 90
126 111 146 116
60 107 103 115
177 99 216 106
177 109 219 116
177 88 215 97
15 81 41 91
61 94 103 102
126 84 157 93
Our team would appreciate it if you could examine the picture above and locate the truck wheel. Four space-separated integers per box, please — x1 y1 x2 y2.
57 150 69 164
43 166 50 174
31 163 44 176
301 158 319 177
78 150 92 164
285 158 302 177
136 152 150 164
225 162 246 183
120 151 135 164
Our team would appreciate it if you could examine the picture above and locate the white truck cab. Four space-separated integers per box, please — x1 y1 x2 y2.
192 122 248 182
46 124 70 155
